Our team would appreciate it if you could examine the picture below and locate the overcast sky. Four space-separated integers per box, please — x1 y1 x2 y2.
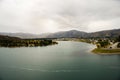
0 0 120 34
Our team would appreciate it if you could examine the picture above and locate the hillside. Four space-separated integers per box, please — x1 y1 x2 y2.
0 29 120 39
88 29 120 38
0 35 21 40
42 29 120 38
45 30 87 38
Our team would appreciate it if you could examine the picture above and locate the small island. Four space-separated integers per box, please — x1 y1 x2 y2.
0 35 58 47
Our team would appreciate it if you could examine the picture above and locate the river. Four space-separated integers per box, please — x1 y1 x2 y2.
0 41 120 80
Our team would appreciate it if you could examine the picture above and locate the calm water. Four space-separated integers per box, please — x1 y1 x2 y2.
0 41 120 80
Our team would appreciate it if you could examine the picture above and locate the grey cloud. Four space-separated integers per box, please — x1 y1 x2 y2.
0 0 120 33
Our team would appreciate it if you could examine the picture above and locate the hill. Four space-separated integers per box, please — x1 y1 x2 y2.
42 29 120 38
0 29 120 39
88 29 120 38
0 35 21 40
45 30 87 38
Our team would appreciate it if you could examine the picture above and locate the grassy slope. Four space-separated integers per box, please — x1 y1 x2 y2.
92 48 120 54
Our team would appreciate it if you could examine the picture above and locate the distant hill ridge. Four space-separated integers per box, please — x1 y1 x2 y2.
0 35 21 40
0 29 120 39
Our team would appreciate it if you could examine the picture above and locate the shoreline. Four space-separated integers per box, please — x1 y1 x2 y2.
92 48 120 54
57 40 120 54
56 40 120 54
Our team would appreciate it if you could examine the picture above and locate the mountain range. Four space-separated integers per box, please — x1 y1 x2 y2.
0 29 120 39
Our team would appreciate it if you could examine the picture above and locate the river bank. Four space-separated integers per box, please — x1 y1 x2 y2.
55 38 120 54
92 48 120 54
76 38 120 54
0 35 58 47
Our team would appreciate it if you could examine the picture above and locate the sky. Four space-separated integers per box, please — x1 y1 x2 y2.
0 0 120 34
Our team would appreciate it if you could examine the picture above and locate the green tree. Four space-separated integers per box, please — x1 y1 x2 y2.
118 35 120 42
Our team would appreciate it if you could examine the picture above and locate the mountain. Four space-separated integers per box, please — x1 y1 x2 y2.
42 29 120 38
0 33 40 39
45 30 87 38
0 30 87 38
0 29 120 39
0 32 52 39
88 29 120 38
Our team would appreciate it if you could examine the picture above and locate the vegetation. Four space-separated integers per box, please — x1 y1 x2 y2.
79 39 91 43
0 35 58 47
116 35 120 42
92 36 120 54
117 43 120 48
96 39 110 48
92 48 120 54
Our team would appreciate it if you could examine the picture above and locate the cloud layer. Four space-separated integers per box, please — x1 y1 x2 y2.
0 0 120 33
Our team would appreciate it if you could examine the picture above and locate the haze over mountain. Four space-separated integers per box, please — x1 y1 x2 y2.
0 29 120 39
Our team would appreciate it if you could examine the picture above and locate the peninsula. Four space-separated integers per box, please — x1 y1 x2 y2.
0 35 58 47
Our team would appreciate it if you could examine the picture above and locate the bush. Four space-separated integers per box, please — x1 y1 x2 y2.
97 40 110 48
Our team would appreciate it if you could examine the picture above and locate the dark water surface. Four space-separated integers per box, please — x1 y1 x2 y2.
0 41 120 80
